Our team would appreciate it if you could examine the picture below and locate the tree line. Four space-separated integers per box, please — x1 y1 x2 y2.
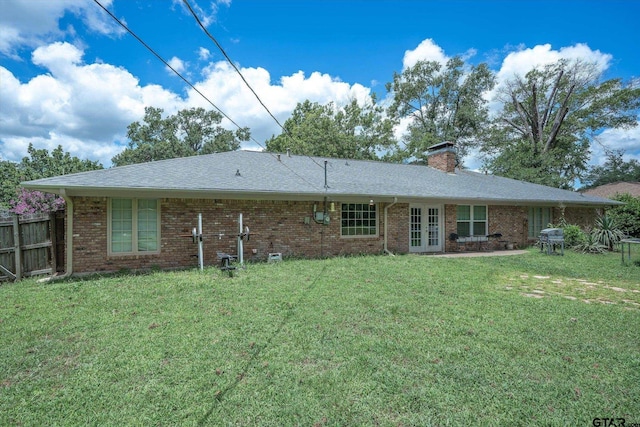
2 57 639 211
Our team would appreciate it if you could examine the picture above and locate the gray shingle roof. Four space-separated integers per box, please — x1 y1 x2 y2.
22 150 618 206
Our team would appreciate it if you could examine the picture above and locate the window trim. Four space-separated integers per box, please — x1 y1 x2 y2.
456 205 487 237
107 198 161 256
340 202 379 238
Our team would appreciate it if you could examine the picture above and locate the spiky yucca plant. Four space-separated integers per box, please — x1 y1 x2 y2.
573 231 607 254
592 215 626 251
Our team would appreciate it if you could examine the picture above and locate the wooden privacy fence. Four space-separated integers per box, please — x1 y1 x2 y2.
0 212 64 281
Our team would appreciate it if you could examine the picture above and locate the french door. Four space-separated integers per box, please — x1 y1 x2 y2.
410 204 442 252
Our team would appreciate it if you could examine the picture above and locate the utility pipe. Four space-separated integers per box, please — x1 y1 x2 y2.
238 213 244 266
384 197 398 256
56 189 73 279
197 213 203 271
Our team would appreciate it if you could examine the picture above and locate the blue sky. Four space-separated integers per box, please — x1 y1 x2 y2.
1 0 639 173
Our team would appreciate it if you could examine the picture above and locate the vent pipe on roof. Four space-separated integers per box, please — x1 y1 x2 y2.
235 169 241 176
286 149 291 157
324 160 328 189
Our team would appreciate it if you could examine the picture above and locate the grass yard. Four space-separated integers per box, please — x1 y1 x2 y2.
1 248 639 426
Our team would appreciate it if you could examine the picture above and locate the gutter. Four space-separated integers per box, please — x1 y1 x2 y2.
384 197 398 256
56 189 73 279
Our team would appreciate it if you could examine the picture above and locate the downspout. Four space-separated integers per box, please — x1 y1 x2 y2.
57 189 73 278
384 197 398 256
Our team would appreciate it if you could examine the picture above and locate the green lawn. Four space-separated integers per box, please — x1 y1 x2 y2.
1 249 639 426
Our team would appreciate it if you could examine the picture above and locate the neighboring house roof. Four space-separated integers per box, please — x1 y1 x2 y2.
581 181 640 198
22 150 618 206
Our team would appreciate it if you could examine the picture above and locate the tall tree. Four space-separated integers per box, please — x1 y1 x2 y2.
20 144 102 181
0 161 22 210
483 59 640 188
1 144 103 210
112 107 250 166
385 56 495 163
582 149 640 188
265 98 398 160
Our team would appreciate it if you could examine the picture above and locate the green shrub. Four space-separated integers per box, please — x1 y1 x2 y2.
547 220 586 248
608 193 640 238
562 224 586 247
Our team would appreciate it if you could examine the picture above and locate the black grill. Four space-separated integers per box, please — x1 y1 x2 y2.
539 228 564 255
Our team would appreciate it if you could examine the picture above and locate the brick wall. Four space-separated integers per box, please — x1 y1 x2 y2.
69 196 599 273
444 204 531 251
557 206 599 229
70 197 409 274
489 205 529 248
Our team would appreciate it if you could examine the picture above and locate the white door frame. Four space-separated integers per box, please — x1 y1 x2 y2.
409 204 443 253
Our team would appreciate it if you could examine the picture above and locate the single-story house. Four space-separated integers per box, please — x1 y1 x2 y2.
581 181 640 198
22 142 619 275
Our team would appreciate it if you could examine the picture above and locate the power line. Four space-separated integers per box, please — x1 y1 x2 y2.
182 0 287 133
92 0 242 133
92 0 323 190
181 0 326 171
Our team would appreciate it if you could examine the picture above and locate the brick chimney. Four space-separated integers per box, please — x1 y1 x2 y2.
426 141 457 173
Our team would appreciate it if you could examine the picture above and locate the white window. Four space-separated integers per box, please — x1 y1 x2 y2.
341 203 377 236
528 207 552 238
109 198 160 254
456 205 487 237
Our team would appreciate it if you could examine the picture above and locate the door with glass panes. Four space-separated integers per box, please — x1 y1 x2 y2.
409 204 442 252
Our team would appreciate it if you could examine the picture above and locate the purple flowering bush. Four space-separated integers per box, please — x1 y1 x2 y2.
10 188 65 215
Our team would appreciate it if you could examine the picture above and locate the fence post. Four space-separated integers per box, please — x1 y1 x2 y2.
12 214 22 280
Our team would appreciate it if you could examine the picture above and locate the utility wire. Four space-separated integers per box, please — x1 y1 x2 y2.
181 0 327 171
91 9 335 413
182 0 286 133
93 0 241 134
92 0 322 190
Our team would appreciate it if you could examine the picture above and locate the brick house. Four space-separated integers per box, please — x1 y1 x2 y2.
22 143 618 275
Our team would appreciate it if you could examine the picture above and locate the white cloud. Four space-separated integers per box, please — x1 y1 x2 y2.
167 56 187 75
198 47 211 61
495 43 611 84
592 125 640 165
189 62 372 149
0 0 122 57
402 39 448 70
1 42 374 165
0 42 181 166
486 43 614 117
